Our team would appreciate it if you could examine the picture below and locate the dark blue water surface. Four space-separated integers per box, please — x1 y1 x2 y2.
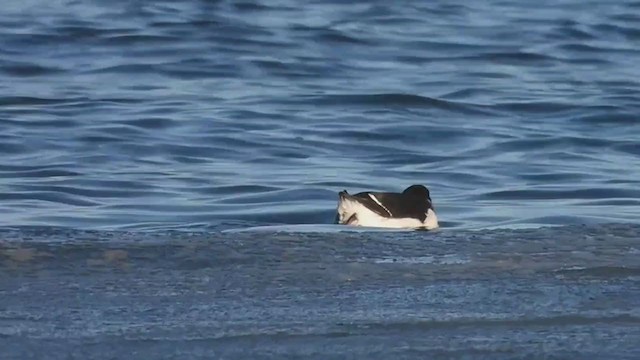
1 0 640 358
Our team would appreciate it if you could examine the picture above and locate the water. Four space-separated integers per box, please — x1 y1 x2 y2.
1 0 640 358
2 225 640 358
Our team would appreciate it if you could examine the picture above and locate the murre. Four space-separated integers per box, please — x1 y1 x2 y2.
335 185 439 229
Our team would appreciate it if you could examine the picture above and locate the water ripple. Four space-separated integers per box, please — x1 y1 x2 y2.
0 0 639 230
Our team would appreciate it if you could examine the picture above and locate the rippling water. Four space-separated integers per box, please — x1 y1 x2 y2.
1 0 639 229
1 0 640 358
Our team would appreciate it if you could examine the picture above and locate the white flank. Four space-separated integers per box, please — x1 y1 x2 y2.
337 196 439 230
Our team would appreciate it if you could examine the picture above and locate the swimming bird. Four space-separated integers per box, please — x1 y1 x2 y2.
335 185 439 229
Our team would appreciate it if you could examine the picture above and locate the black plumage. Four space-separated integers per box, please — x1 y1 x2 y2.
339 185 433 222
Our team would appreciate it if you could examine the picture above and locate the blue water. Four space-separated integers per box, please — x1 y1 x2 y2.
1 0 640 358
1 0 640 230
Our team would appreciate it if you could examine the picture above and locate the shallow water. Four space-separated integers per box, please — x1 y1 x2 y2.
2 225 640 358
1 0 640 358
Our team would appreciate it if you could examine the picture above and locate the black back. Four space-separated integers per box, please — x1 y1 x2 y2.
351 185 433 222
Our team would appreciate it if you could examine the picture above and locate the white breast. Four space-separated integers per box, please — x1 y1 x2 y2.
338 197 439 229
